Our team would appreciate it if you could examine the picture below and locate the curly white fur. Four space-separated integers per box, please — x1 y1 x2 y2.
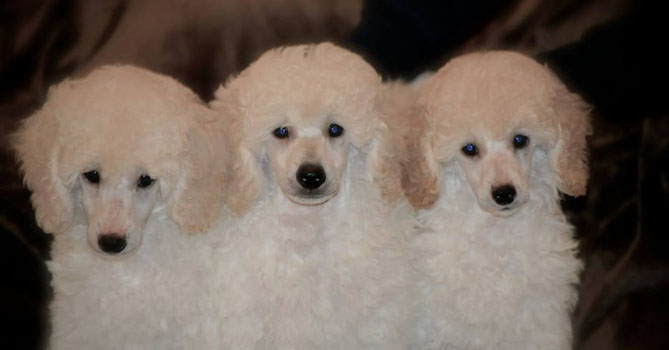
209 43 416 349
14 65 230 349
398 51 590 350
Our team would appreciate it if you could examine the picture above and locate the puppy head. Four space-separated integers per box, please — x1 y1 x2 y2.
406 51 590 214
13 65 227 256
213 43 386 213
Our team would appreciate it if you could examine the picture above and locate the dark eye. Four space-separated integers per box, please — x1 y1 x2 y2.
137 174 154 188
513 134 529 149
83 170 100 184
461 143 479 157
273 126 289 139
328 123 344 137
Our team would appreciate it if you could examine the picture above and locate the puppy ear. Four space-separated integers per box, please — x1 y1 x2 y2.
368 120 404 201
401 108 441 209
170 106 230 234
13 100 76 234
211 85 263 216
549 74 592 197
349 116 382 150
225 144 263 216
346 88 384 150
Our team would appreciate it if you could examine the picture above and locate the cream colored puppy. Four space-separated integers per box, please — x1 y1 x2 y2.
403 51 590 350
14 65 230 349
210 43 416 349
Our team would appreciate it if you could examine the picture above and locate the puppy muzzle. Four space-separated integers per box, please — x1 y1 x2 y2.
285 163 337 205
486 184 529 216
492 184 516 206
296 163 326 190
97 233 128 255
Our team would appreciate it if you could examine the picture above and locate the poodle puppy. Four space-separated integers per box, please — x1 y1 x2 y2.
402 51 590 350
14 65 230 349
209 42 416 349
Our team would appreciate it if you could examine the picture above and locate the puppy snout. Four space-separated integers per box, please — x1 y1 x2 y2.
98 234 127 254
492 185 516 205
297 163 326 190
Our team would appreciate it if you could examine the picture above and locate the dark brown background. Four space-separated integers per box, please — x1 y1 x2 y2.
1 1 667 349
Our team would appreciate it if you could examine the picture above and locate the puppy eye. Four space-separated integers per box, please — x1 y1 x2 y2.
461 143 479 157
137 174 155 188
82 170 100 184
513 134 529 149
328 123 344 137
273 126 289 139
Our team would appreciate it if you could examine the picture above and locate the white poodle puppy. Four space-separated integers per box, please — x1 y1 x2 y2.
210 42 416 349
14 65 231 349
401 51 590 350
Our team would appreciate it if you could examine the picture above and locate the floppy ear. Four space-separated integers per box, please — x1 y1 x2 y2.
349 116 382 150
210 85 263 216
401 108 442 209
347 89 384 150
368 120 404 201
13 102 77 234
549 76 592 197
170 107 230 234
225 144 263 216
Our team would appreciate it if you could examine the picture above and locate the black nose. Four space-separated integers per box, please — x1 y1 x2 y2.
296 163 326 190
98 234 127 254
492 185 516 205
